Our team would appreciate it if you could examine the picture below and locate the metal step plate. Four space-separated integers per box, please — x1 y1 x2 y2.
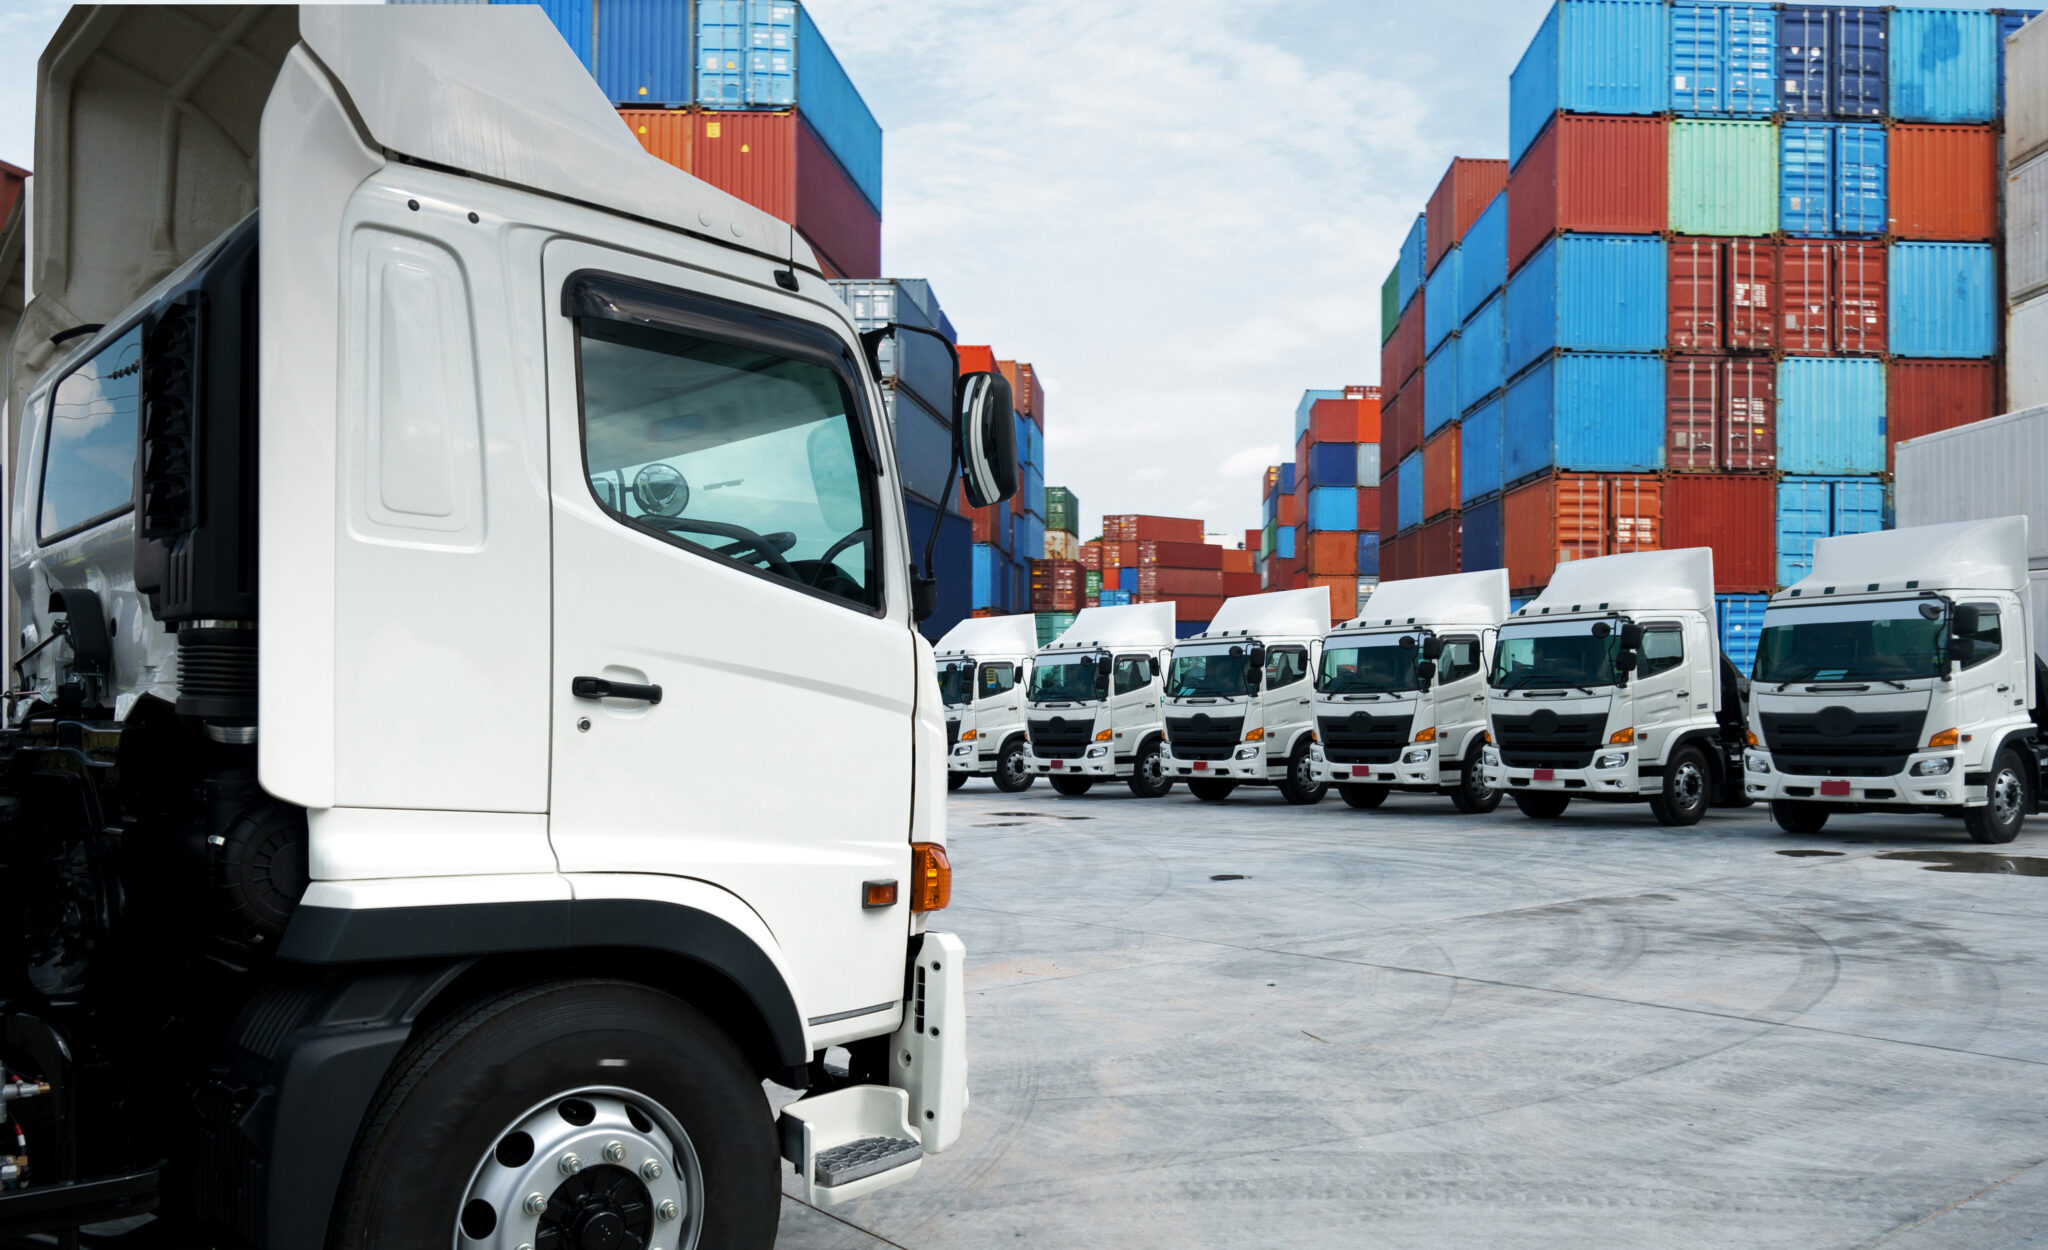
813 1135 923 1188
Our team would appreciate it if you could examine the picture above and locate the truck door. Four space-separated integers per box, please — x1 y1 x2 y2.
1262 645 1313 749
1111 654 1159 756
1630 622 1691 759
1433 635 1488 747
1953 600 2011 730
542 242 914 1022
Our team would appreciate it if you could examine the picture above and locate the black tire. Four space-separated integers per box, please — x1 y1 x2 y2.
331 979 777 1250
1771 801 1830 834
1649 746 1712 827
1449 750 1501 814
1513 791 1571 820
1051 775 1094 797
992 737 1034 793
1340 784 1389 810
947 771 968 792
1127 737 1174 798
1963 748 2028 844
1276 743 1327 805
1188 778 1237 802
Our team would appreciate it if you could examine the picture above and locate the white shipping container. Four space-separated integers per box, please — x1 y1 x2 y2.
2009 14 2048 170
2008 291 2048 412
2007 149 2048 304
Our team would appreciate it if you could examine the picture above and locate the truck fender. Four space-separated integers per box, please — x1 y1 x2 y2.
1278 725 1314 759
1968 728 2044 810
1651 729 1730 786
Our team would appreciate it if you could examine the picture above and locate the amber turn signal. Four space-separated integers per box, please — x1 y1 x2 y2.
1745 730 1758 747
959 728 977 741
1245 727 1265 741
910 843 952 912
1609 727 1636 745
1094 727 1113 742
863 880 899 909
1928 727 1960 749
1414 726 1437 742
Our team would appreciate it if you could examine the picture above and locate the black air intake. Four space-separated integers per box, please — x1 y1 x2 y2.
178 627 258 720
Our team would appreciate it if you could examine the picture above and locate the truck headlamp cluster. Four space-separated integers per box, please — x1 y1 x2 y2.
1234 745 1261 760
1910 758 1954 777
1402 747 1431 764
1244 727 1265 742
1087 745 1110 759
1482 746 1500 766
1746 753 1771 774
1608 727 1636 745
1928 728 1960 749
1413 727 1436 743
1594 751 1629 770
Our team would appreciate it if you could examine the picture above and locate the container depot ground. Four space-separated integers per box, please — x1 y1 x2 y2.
776 787 2048 1249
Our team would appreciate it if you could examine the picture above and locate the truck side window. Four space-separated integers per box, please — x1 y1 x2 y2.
1958 604 2002 669
574 315 880 611
1638 625 1684 678
1114 656 1151 694
1264 646 1307 689
980 662 1015 696
1436 638 1480 683
40 324 142 541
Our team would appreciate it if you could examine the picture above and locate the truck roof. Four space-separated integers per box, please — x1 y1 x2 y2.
1184 588 1331 642
1783 518 2030 599
934 615 1040 658
1518 548 1716 618
1340 569 1509 632
1044 602 1177 653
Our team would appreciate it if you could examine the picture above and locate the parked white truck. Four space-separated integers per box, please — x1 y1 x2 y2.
1023 602 1177 797
1158 587 1332 803
1484 549 1749 825
938 614 1038 791
1311 569 1510 812
0 7 1006 1245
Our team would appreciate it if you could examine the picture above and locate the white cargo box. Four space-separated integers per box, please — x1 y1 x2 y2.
2009 13 2048 170
2007 149 2048 306
1896 406 2048 563
2007 294 2048 414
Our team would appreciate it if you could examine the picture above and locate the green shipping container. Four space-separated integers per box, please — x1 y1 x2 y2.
1669 119 1778 237
1261 519 1278 557
1085 570 1102 594
1035 612 1077 647
1380 263 1401 344
1045 486 1080 536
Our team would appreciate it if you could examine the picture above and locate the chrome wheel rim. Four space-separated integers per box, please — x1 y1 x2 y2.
1467 763 1494 801
1004 750 1027 785
1674 761 1706 810
453 1087 703 1250
1991 767 2024 826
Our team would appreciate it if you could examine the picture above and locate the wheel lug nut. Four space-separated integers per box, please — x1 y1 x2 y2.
603 1140 626 1163
558 1152 583 1176
523 1192 547 1215
641 1159 663 1180
657 1199 679 1222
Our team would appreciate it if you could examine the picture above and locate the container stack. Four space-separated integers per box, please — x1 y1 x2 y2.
1260 462 1300 588
2007 14 2048 407
1377 0 2025 667
1081 516 1261 636
1278 386 1384 623
1044 487 1082 562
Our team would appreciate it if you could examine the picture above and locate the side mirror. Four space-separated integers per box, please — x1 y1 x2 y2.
1416 659 1437 688
1615 649 1640 674
1618 622 1644 651
1148 657 1161 679
1421 635 1446 661
910 572 937 624
956 371 1018 508
1093 663 1112 698
1951 604 1981 637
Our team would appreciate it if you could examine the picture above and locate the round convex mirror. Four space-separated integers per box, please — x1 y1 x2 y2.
633 463 690 516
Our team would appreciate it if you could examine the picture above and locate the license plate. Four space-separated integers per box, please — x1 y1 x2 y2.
1821 780 1850 797
1351 767 1366 778
1049 760 1063 770
1534 768 1555 781
1193 761 1208 771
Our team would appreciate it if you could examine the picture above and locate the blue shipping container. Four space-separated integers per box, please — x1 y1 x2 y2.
1463 496 1505 573
1671 2 1777 116
592 0 690 103
1504 234 1667 379
1777 358 1886 473
1502 353 1665 484
1775 476 1889 585
1309 441 1357 488
1890 242 1998 358
1280 462 1298 495
1424 339 1460 437
907 494 971 642
1460 397 1505 503
833 279 956 420
1509 0 1671 168
795 5 884 214
1396 455 1424 531
1310 487 1360 533
1890 7 1998 122
1779 6 1888 118
971 543 999 607
1457 192 1510 324
885 387 954 510
1399 215 1428 313
1358 533 1381 577
503 0 594 69
1425 249 1462 353
1715 593 1767 674
1458 294 1507 415
1275 527 1297 561
1778 122 1887 236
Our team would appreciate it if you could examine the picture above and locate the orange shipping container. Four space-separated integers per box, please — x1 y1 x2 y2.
1174 595 1226 623
1276 493 1299 527
1422 426 1461 520
959 345 997 375
1222 548 1256 575
1426 158 1511 274
683 110 880 278
1306 531 1359 577
619 109 693 169
1309 577 1358 625
1104 515 1204 544
1888 124 1999 241
999 362 1045 425
1501 473 1662 592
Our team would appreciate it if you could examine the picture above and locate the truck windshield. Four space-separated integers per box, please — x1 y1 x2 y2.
1167 644 1255 698
1754 600 1947 684
938 661 975 707
1028 653 1107 702
1490 621 1621 690
1318 636 1422 693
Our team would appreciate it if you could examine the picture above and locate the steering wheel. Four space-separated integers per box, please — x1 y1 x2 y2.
817 528 871 572
637 516 802 580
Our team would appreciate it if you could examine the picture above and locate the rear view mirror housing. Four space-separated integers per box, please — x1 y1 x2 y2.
1618 622 1645 651
956 371 1018 509
1421 635 1446 661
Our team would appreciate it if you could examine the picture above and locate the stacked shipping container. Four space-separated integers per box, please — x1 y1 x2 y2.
1083 516 1260 635
1267 387 1384 622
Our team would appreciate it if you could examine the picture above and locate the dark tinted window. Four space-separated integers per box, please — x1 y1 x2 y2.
1958 604 2002 669
41 325 141 540
1437 638 1480 684
1638 627 1684 678
1264 646 1307 689
1115 655 1152 694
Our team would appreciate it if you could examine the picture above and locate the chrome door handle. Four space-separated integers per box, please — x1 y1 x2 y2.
573 676 663 704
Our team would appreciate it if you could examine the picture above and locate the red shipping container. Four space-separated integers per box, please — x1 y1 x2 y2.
1781 241 1887 356
1507 115 1668 276
1726 238 1778 351
1306 532 1359 576
1835 243 1886 355
1309 577 1358 625
658 111 883 279
959 345 997 375
1140 568 1225 596
1502 474 1662 592
1174 596 1226 624
999 361 1045 425
1887 360 1998 471
1382 533 1416 583
1668 237 1723 351
1422 425 1460 520
1722 356 1776 471
1385 375 1423 464
1223 571 1263 596
1888 124 1999 242
1267 560 1299 591
1229 544 1257 574
1309 398 1363 443
1079 542 1102 571
1383 294 1427 391
1609 476 1662 554
1379 469 1400 538
1426 158 1511 275
1659 474 1774 593
1356 486 1380 530
1277 493 1299 527
1103 516 1203 544
1139 541 1223 570
1419 515 1462 577
1666 356 1721 471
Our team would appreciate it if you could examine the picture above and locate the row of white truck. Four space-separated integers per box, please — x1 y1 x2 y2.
943 496 2048 846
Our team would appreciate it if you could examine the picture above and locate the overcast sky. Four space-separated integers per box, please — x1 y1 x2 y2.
6 0 1568 540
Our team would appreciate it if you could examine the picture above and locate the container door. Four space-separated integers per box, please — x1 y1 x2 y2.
1776 478 1832 585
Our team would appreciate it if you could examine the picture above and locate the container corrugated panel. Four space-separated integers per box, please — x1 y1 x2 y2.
1669 119 1779 236
1424 426 1462 520
696 0 792 107
1461 397 1505 503
1311 487 1361 533
1424 339 1460 437
1381 263 1401 344
1507 115 1668 275
1671 2 1777 115
793 5 884 216
1780 122 1887 236
1716 594 1768 673
1383 380 1420 465
1668 236 1724 349
1426 159 1511 274
1777 357 1886 473
501 0 593 68
1666 355 1722 471
619 108 694 168
1662 474 1776 591
1399 214 1428 311
1509 0 1671 168
832 279 954 419
2000 11 2042 114
1397 454 1425 531
1779 240 1887 355
1505 234 1667 378
1357 442 1382 484
1774 475 1889 584
1358 533 1382 578
1308 441 1357 488
1458 294 1507 414
1780 6 1890 119
1889 241 1997 358
1886 359 1997 470
1379 465 1400 539
595 0 693 103
1463 496 1505 572
2010 290 2048 410
1889 124 1998 240
1457 193 1510 324
1891 7 1998 122
1724 356 1778 470
2005 149 2048 302
794 113 881 276
1384 295 1427 392
1501 473 1663 590
2010 12 2048 164
1503 353 1666 484
1728 237 1779 349
1419 516 1463 577
1425 249 1462 353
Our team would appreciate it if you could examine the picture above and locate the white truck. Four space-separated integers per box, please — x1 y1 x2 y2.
1484 549 1750 825
0 7 1006 1245
1310 569 1510 812
1743 517 2046 842
1023 601 1177 797
937 614 1038 792
1158 587 1332 804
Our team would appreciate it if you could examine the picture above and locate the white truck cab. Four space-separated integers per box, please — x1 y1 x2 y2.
937 614 1039 792
1024 602 1178 797
0 8 1012 1245
1484 549 1748 825
1311 569 1510 812
1159 587 1332 804
1744 518 2046 843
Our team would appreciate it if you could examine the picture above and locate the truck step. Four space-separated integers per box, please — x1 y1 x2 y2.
813 1135 923 1187
777 1084 925 1206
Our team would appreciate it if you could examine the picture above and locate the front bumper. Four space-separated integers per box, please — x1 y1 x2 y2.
1485 752 1641 796
1161 743 1271 780
1027 746 1118 777
948 741 990 774
1312 743 1438 787
1742 751 1981 807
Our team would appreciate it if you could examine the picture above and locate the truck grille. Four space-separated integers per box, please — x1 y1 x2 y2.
1317 711 1413 765
1493 710 1607 770
1165 712 1245 761
1028 716 1093 760
1760 706 1927 777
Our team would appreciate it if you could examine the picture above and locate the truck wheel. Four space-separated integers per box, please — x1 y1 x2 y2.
947 772 968 792
1449 752 1501 814
1340 784 1389 810
1187 778 1237 802
1051 775 1094 797
992 738 1034 793
1964 749 2028 844
1513 791 1570 820
1277 744 1327 805
331 979 777 1250
1127 739 1174 798
1771 801 1830 834
1649 746 1711 827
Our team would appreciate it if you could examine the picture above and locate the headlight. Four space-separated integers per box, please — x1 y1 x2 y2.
1746 753 1771 774
1402 747 1431 764
1594 751 1629 770
1910 757 1954 777
951 743 972 756
1482 746 1499 766
1234 745 1261 760
1086 744 1110 758
1310 743 1324 760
